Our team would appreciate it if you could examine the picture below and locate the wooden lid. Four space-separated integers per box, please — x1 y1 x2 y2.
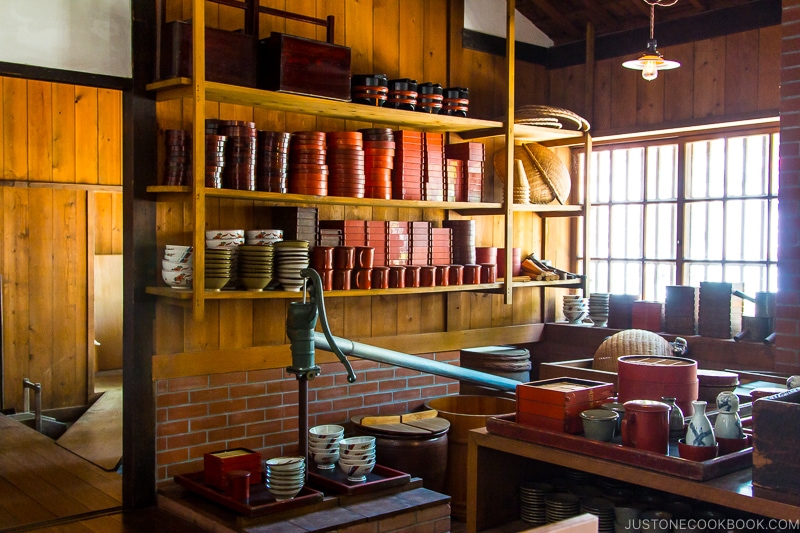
697 369 739 386
350 415 450 437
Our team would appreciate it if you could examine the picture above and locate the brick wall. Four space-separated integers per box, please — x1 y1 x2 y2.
779 0 800 372
154 351 460 484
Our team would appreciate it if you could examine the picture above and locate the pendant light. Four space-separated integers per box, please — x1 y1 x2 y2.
622 0 680 81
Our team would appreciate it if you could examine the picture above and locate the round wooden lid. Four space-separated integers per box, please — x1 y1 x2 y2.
697 369 739 386
350 415 450 437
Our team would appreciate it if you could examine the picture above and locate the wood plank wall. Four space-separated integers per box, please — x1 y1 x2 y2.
0 76 123 411
547 27 781 135
153 0 555 366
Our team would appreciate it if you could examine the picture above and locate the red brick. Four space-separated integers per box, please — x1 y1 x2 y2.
366 368 396 381
378 510 416 531
247 420 282 436
380 402 409 414
408 375 435 388
350 359 380 371
208 398 247 415
229 436 267 451
393 388 422 401
167 432 207 449
156 391 189 408
308 375 335 389
169 375 209 392
209 372 247 386
165 459 203 479
228 409 265 426
420 385 450 399
309 400 333 414
317 386 349 400
247 393 283 410
189 414 228 431
189 442 229 459
156 408 168 423
283 416 299 431
157 420 189 437
208 426 246 442
167 403 208 420
333 396 363 411
312 412 348 426
283 390 299 405
340 521 378 533
248 368 284 382
349 381 379 395
379 379 408 391
264 430 296 447
157 448 188 466
364 392 393 406
266 404 298 420
230 383 267 398
433 516 451 533
156 436 167 452
155 380 169 393
417 503 451 521
190 387 229 403
267 379 296 394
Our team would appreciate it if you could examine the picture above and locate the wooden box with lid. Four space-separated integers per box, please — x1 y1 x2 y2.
516 378 615 434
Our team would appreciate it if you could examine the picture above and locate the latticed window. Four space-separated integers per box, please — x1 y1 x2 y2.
576 128 779 306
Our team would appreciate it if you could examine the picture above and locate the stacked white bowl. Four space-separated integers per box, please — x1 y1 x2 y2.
562 294 588 324
308 424 344 470
162 245 193 289
589 293 611 327
338 436 376 482
274 240 310 292
206 229 244 288
245 228 283 246
263 456 305 501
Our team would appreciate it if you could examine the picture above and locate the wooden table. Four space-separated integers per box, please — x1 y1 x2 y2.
466 427 800 532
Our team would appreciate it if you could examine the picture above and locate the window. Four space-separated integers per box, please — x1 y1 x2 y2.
577 128 779 307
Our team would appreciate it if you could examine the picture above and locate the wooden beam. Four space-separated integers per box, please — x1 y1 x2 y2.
687 0 709 11
580 0 621 33
532 0 584 41
630 0 651 18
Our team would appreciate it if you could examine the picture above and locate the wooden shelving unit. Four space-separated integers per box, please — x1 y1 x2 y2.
148 0 590 320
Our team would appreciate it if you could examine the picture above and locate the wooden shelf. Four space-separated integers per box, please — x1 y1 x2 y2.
146 78 502 133
146 185 503 211
458 122 585 144
455 204 584 217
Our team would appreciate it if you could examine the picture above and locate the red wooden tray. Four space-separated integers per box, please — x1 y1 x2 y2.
486 414 752 481
174 471 323 516
307 463 411 495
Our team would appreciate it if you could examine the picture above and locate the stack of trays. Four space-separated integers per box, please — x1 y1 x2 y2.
430 227 452 266
319 227 343 247
699 281 742 338
360 128 395 200
409 221 431 266
665 285 698 335
326 131 365 198
205 133 226 188
444 142 485 202
516 378 615 434
386 78 417 110
417 82 443 114
445 159 462 203
256 131 291 193
271 206 319 246
386 221 409 266
367 221 387 266
443 219 476 265
392 131 423 200
163 129 191 186
519 482 553 526
320 220 367 247
544 493 580 524
423 133 445 201
579 497 616 533
442 87 469 117
607 294 635 329
237 244 274 292
274 240 310 292
288 131 328 196
351 74 388 106
220 121 257 191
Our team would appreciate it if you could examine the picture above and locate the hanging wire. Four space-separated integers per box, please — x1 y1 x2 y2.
643 0 679 40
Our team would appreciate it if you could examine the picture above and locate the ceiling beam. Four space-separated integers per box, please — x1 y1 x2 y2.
530 0 584 41
687 0 709 10
630 0 651 18
580 0 621 32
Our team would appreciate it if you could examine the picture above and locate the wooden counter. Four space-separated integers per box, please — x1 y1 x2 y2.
466 427 800 532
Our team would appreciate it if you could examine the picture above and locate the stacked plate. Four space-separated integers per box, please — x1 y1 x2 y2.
589 293 611 327
206 229 244 288
256 131 291 193
162 245 193 289
274 240 310 292
360 128 395 200
327 131 366 198
338 436 376 483
545 492 580 524
563 294 588 324
264 456 305 502
288 131 328 196
205 133 226 188
519 481 553 525
580 497 616 533
220 121 257 191
163 129 190 186
308 424 344 470
237 244 274 292
204 248 234 291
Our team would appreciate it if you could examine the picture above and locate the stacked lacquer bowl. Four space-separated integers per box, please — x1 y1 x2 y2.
308 424 344 471
263 456 305 501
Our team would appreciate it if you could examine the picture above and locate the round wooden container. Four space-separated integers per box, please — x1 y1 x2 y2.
351 415 450 493
697 369 740 403
617 355 699 415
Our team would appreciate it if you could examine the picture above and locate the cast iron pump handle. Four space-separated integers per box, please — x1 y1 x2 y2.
300 268 356 383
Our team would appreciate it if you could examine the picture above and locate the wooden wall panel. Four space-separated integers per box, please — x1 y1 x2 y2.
662 42 696 124
0 76 122 411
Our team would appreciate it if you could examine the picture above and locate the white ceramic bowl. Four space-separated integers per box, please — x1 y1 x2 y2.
266 470 306 483
205 229 244 240
206 237 244 248
264 456 305 472
162 259 193 271
309 449 339 469
309 424 345 439
163 246 193 263
162 269 192 287
339 450 376 462
339 436 376 452
265 483 303 501
246 229 283 241
337 460 375 482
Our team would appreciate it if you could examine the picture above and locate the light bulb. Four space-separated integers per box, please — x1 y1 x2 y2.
642 60 659 81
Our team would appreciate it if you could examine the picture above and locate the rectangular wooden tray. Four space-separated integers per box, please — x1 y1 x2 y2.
486 414 752 481
174 471 323 516
307 463 411 495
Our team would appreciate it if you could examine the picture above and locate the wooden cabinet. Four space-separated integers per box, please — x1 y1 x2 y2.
467 428 800 532
146 0 590 320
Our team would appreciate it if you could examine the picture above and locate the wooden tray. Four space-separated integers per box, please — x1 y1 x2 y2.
486 414 752 481
174 471 323 516
307 463 411 495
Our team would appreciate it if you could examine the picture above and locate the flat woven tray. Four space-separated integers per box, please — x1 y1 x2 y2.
514 105 590 132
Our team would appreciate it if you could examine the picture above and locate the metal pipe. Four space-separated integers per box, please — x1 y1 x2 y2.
298 377 308 465
313 332 520 392
22 378 42 432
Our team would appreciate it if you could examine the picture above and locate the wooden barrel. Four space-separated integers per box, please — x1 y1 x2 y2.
424 395 516 520
351 415 449 493
459 346 531 397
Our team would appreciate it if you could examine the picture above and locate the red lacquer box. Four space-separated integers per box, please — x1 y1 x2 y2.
203 448 263 490
516 378 615 434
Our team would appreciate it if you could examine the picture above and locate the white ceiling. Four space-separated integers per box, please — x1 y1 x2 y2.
464 0 553 48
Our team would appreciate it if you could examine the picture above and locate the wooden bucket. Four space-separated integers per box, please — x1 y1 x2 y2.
424 395 516 520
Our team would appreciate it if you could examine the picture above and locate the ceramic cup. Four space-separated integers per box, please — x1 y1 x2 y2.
333 246 355 270
448 264 464 286
435 265 450 286
225 470 251 500
354 246 374 269
601 402 625 435
388 266 406 288
332 269 351 290
580 409 618 442
463 264 481 285
319 269 333 291
352 268 372 290
420 266 436 287
479 263 497 283
716 435 751 455
311 246 334 271
677 439 718 461
372 266 390 289
621 400 670 454
405 265 421 288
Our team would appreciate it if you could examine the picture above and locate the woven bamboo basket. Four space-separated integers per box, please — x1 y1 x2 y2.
493 143 571 205
593 329 674 372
